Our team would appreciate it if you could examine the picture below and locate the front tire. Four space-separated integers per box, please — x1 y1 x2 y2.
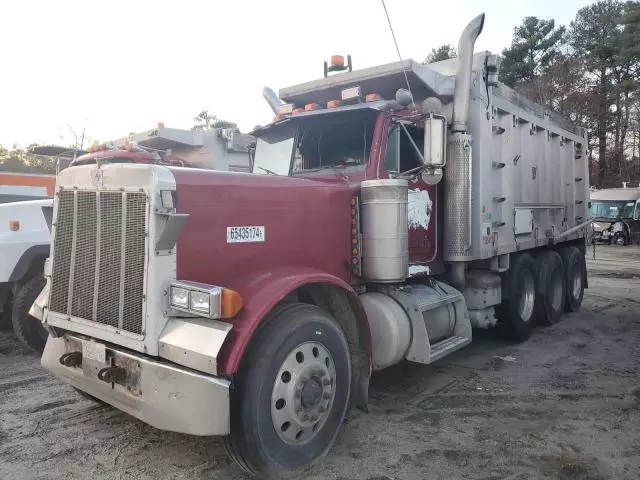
496 253 538 341
12 275 48 352
225 303 351 479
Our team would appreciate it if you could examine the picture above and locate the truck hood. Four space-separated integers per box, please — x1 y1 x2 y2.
169 168 358 289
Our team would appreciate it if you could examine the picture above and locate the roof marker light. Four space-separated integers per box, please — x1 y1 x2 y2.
277 103 295 115
304 103 320 111
366 93 382 102
341 85 362 102
292 108 305 115
327 100 342 109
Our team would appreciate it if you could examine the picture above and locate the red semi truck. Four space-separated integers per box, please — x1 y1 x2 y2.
34 14 589 478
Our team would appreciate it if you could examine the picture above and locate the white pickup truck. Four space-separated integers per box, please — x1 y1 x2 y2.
0 198 52 351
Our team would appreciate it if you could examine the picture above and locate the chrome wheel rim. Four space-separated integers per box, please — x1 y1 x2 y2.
517 270 536 322
271 341 336 445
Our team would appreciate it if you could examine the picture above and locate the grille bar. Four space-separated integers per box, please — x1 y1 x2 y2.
49 189 147 336
92 191 101 322
118 193 127 330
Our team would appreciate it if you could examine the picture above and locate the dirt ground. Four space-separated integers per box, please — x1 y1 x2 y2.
1 245 640 480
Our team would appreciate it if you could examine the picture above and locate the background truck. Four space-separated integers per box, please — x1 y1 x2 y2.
590 187 640 245
0 147 81 351
4 126 252 352
34 13 589 478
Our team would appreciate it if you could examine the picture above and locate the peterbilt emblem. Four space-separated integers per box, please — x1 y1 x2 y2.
90 169 104 187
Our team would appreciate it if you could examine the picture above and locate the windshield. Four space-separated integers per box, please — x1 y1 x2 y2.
590 200 636 219
293 111 376 174
252 124 296 176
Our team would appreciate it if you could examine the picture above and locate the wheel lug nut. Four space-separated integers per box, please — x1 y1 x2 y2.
322 378 331 386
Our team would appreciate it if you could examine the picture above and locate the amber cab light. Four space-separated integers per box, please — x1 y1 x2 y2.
304 103 319 111
366 93 382 102
292 108 305 115
221 288 243 319
330 55 345 68
327 100 342 109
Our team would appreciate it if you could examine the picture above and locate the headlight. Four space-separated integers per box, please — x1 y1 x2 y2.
168 281 243 319
170 286 189 309
190 290 211 314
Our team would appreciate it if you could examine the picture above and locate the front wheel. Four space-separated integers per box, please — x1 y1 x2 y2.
225 303 352 479
12 275 48 352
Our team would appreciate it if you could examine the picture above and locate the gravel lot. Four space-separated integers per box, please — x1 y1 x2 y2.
1 245 639 480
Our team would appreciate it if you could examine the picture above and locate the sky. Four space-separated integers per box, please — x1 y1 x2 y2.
0 0 594 148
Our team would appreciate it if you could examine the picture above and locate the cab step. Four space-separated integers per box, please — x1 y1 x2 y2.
429 335 471 362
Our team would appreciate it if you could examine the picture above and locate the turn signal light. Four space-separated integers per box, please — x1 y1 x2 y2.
221 288 243 319
9 220 20 231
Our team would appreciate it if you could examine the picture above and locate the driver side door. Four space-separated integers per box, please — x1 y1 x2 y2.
383 122 438 275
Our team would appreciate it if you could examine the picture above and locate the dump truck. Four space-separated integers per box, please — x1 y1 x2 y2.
34 13 589 478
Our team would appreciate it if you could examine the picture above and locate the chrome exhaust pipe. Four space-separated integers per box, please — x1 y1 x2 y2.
451 13 485 133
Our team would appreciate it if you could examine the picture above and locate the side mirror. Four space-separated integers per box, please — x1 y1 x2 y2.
423 114 447 168
421 114 447 184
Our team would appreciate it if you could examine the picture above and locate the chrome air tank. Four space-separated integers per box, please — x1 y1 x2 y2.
360 179 408 283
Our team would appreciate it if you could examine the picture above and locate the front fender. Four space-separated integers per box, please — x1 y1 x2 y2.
218 266 370 375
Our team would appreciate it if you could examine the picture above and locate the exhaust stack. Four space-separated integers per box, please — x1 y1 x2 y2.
451 13 485 133
444 14 486 284
262 86 284 114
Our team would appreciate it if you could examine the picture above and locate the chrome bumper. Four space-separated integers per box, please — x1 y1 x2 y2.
41 334 230 436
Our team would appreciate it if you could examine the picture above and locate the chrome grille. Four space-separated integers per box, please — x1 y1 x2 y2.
49 190 147 335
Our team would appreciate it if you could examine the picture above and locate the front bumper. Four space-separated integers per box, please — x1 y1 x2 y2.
42 334 230 436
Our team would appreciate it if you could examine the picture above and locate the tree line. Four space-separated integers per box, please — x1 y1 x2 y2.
427 0 640 188
3 0 640 186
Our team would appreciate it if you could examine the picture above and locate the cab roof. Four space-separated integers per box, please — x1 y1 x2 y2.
590 188 640 201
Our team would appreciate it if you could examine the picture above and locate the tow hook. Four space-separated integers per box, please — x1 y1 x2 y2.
59 352 83 367
97 366 126 384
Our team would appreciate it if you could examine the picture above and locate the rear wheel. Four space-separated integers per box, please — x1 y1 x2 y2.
562 247 586 312
496 253 537 341
12 275 48 352
225 303 351 479
534 250 565 325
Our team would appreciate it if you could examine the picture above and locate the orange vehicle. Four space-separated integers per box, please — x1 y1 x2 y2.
0 172 56 203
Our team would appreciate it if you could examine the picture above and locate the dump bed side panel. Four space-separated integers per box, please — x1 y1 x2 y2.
464 78 589 261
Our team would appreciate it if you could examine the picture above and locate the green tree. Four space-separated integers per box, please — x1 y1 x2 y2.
500 17 566 87
425 44 456 63
192 110 237 130
570 0 625 185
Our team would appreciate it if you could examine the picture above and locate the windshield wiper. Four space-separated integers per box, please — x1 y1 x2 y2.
256 166 281 176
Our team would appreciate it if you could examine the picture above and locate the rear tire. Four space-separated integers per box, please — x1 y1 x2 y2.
12 275 48 352
561 246 586 312
496 253 537 342
533 250 565 325
224 303 351 479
